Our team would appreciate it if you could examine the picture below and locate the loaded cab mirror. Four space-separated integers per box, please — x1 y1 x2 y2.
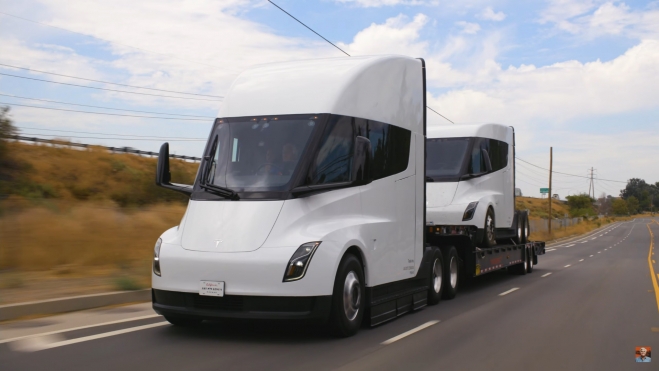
352 136 372 185
156 142 193 196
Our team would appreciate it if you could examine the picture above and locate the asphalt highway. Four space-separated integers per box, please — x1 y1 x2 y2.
2 218 658 371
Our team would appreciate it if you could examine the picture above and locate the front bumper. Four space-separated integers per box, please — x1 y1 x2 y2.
152 289 332 321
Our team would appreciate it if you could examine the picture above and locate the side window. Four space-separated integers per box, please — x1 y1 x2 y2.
498 140 508 169
356 119 411 180
468 143 484 174
307 117 354 185
487 139 509 172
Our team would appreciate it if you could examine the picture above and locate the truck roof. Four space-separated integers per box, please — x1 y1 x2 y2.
218 55 424 134
427 123 512 142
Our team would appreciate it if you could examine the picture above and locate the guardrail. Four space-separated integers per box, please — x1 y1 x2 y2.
7 135 201 162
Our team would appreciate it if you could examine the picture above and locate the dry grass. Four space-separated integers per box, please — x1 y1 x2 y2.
0 201 185 275
529 215 633 242
516 196 570 220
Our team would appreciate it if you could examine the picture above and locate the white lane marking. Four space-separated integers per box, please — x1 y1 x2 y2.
23 322 169 352
541 273 552 277
381 320 439 345
581 241 588 244
564 264 571 268
546 248 556 252
598 252 602 254
498 288 520 296
0 314 162 345
579 259 584 262
591 237 597 240
590 255 594 257
599 235 603 237
565 244 575 247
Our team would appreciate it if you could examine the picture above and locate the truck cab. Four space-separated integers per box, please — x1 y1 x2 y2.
426 124 524 247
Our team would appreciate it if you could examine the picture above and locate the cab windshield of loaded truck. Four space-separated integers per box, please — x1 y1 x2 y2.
426 136 510 182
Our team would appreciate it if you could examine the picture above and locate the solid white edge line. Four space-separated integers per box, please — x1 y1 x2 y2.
37 322 169 351
0 314 162 344
498 288 520 296
541 273 552 277
381 320 440 345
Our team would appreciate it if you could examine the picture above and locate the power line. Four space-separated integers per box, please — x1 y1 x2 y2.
0 93 215 118
16 126 206 140
0 73 222 101
18 133 204 141
0 63 224 98
515 157 627 183
267 1 350 57
2 102 210 121
426 106 454 124
0 11 241 73
265 0 454 125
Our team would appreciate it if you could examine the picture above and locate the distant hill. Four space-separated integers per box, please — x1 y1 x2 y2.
516 196 569 220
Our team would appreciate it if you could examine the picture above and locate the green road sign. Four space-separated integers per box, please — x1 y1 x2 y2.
540 188 549 194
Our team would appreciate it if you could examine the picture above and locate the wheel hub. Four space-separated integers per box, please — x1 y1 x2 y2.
343 271 361 321
433 258 442 293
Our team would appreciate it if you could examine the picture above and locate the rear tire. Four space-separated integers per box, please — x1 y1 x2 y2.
513 211 523 244
330 254 365 337
441 246 459 300
509 247 528 276
527 245 534 273
427 248 444 305
164 315 202 327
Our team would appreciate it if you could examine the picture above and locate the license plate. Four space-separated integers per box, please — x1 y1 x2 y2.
199 281 224 297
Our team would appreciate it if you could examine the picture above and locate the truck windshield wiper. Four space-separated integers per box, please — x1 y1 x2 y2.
200 183 240 200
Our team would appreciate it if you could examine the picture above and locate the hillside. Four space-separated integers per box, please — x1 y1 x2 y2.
516 196 569 220
0 141 199 207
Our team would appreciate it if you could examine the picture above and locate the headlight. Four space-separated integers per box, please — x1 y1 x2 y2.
462 201 479 221
283 242 321 282
153 238 162 276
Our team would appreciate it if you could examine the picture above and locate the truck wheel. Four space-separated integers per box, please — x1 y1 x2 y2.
483 208 496 248
527 245 534 273
522 212 530 243
427 248 443 305
509 248 528 275
441 246 459 300
513 211 523 244
330 254 365 337
164 315 202 327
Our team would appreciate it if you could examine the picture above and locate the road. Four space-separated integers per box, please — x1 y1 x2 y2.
2 218 658 370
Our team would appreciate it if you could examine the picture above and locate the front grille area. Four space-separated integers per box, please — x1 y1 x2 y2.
153 289 315 313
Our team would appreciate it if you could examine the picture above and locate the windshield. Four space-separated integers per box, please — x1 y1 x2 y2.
200 115 320 194
426 137 471 182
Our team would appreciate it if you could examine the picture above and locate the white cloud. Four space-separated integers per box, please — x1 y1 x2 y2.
478 6 506 21
337 14 429 55
456 21 481 34
539 1 659 39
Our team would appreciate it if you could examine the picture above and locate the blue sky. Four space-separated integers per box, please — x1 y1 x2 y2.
1 0 658 198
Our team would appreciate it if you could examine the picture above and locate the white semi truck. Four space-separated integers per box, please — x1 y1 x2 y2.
151 55 545 336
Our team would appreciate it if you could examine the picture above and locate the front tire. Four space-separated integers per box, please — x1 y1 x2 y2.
330 254 365 337
483 208 497 248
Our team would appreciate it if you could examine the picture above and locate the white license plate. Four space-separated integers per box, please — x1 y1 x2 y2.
199 281 224 297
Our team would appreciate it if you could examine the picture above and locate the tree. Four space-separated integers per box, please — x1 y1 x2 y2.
0 106 17 160
611 198 628 215
566 193 595 217
627 196 640 214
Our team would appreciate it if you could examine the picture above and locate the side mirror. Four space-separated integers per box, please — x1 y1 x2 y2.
481 148 492 173
352 136 372 185
155 142 193 196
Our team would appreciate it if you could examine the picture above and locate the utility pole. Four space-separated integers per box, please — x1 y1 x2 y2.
549 147 553 236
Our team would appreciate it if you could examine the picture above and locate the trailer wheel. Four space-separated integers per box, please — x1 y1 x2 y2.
509 247 528 275
483 208 496 248
330 254 365 337
427 248 443 305
441 246 459 300
527 245 534 273
164 316 202 327
522 211 530 243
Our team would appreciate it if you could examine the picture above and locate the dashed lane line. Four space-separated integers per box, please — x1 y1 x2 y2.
579 259 584 262
0 314 162 345
381 321 440 345
564 265 571 268
14 322 169 352
541 273 552 277
590 255 594 257
498 288 520 296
